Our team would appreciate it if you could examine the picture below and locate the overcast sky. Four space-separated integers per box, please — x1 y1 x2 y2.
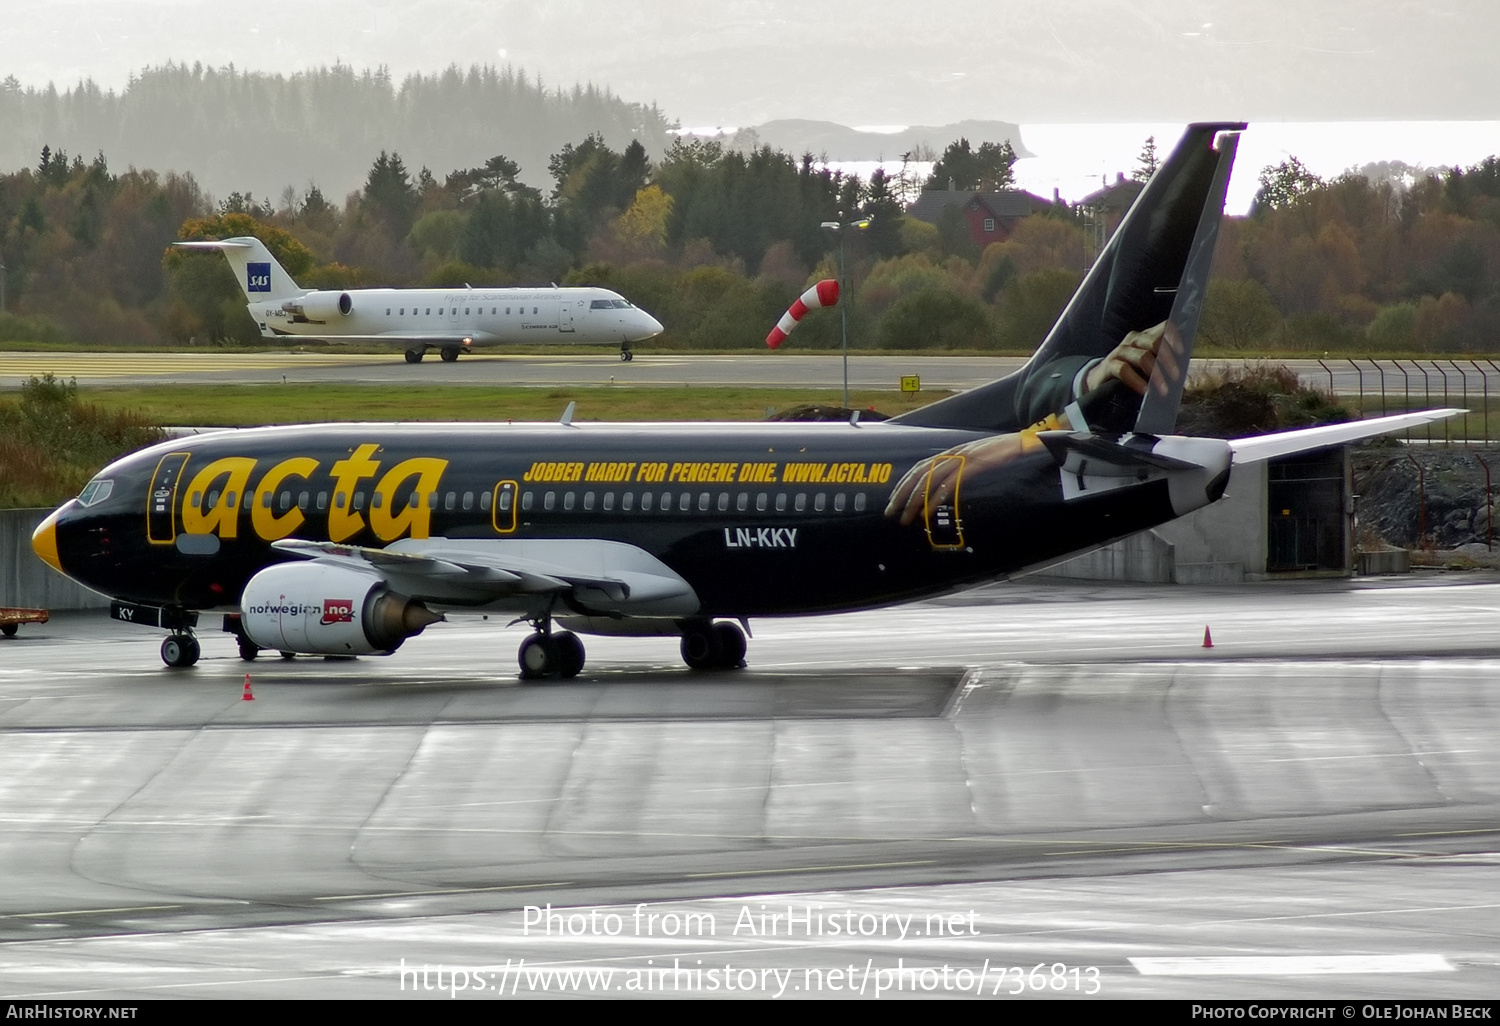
7 0 1500 127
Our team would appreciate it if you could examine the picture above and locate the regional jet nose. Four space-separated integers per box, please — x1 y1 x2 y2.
31 505 65 575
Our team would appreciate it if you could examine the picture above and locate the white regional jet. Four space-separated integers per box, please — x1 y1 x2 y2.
176 237 665 363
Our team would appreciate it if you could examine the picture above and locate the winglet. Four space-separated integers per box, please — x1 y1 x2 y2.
560 401 577 426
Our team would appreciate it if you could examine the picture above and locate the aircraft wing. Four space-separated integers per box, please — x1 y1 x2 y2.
271 537 699 616
266 331 498 344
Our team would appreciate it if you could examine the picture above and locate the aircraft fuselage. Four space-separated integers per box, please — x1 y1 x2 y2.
45 421 1183 619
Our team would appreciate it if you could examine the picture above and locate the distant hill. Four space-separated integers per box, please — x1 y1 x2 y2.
0 63 673 205
732 119 1033 161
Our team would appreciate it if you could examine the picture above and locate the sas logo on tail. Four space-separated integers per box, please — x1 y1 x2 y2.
320 599 354 625
247 262 271 293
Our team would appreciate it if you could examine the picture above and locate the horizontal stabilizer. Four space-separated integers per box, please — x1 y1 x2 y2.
1229 409 1465 463
174 240 255 251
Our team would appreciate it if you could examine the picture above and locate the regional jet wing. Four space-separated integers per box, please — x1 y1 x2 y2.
272 537 698 616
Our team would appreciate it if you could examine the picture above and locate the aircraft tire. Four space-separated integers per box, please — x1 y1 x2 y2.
518 632 559 680
440 347 460 363
404 349 423 364
680 624 724 670
237 638 260 661
162 634 199 668
620 349 633 362
279 650 296 660
0 623 16 638
713 621 747 668
554 631 585 678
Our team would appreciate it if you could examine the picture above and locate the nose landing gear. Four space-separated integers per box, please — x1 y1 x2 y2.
620 345 633 362
161 633 200 668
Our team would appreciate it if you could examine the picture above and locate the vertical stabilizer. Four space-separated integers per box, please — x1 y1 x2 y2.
893 122 1246 435
173 236 305 303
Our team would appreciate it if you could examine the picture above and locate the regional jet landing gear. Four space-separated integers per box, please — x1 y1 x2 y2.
620 344 633 362
440 346 461 362
404 348 424 364
679 620 747 671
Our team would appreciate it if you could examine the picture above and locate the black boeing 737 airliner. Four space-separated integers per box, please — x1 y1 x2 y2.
31 124 1455 676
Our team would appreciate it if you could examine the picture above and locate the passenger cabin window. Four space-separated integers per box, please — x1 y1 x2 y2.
756 493 768 512
318 492 328 511
698 492 710 511
583 491 595 511
603 492 614 511
372 492 383 509
480 491 492 512
521 492 534 511
640 492 652 511
544 491 556 511
854 494 868 512
794 494 807 512
462 491 474 511
353 492 366 511
775 494 788 512
622 492 634 511
814 493 826 512
407 492 419 509
563 492 576 511
834 493 846 512
444 492 456 511
298 491 310 511
736 493 748 512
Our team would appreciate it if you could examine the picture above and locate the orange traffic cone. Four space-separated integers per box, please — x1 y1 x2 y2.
1202 626 1214 648
242 674 255 701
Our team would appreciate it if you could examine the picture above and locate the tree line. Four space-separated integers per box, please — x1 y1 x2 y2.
5 132 1500 354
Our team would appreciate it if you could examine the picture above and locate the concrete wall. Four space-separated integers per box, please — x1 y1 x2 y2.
0 509 110 610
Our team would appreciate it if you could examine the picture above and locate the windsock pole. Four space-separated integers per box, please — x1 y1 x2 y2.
765 279 839 350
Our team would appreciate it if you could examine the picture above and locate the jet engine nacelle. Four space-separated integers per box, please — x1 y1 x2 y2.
240 563 440 655
284 291 352 322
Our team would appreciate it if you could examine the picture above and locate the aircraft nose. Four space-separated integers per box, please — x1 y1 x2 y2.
638 311 664 339
31 506 65 575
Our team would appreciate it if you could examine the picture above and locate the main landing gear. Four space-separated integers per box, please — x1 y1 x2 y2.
680 620 747 671
404 348 424 363
518 627 585 680
620 345 633 362
440 346 461 362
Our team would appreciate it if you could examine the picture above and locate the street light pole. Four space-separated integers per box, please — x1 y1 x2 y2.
820 213 872 411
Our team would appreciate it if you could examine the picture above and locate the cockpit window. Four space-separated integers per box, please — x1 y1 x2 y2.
590 299 613 309
612 299 633 308
77 478 113 507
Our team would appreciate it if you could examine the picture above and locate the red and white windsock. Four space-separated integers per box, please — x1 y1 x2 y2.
766 279 839 349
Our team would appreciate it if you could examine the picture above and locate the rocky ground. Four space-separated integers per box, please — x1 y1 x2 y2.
1354 444 1500 566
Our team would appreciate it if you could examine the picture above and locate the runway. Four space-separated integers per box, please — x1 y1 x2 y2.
4 350 1487 401
0 351 1022 392
2 576 1500 999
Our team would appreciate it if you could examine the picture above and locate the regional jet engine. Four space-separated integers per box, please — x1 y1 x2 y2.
283 291 352 322
240 563 441 655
